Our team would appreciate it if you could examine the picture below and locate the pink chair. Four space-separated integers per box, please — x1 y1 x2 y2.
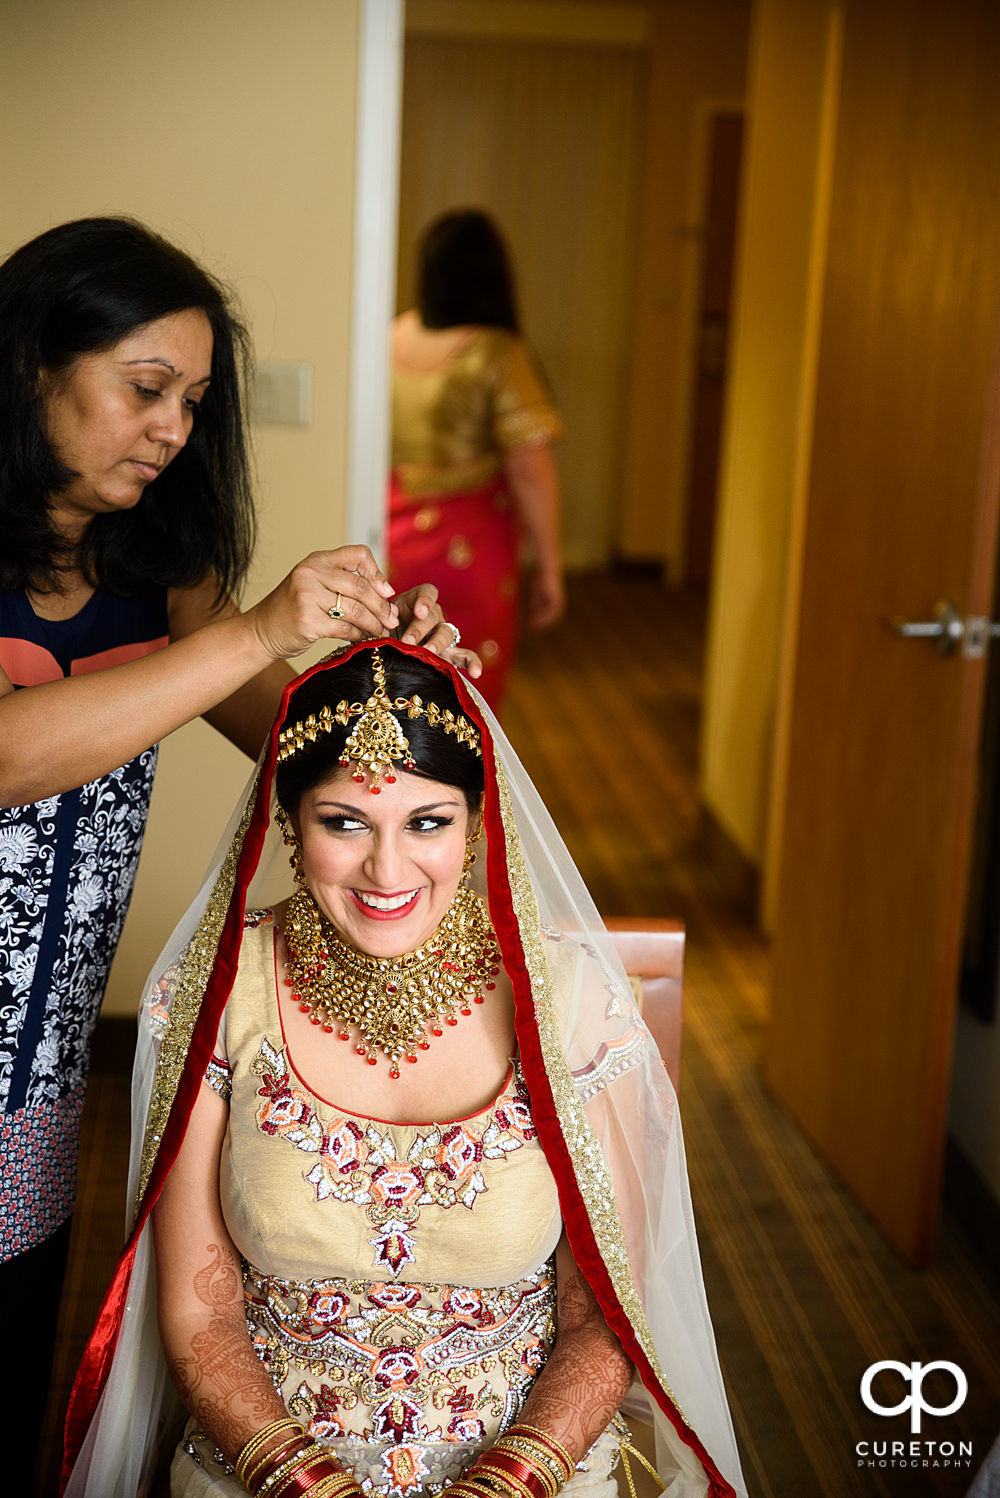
605 918 684 1092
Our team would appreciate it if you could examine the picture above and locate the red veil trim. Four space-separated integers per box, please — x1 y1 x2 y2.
62 642 734 1498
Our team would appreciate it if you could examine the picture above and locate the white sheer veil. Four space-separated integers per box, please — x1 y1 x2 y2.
63 644 746 1498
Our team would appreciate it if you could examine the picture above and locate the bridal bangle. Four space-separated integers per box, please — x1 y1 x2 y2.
236 1419 306 1486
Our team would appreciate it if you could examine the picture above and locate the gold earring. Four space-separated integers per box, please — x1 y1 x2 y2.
462 810 484 882
275 805 307 892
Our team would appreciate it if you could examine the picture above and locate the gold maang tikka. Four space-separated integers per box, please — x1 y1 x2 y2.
276 646 481 792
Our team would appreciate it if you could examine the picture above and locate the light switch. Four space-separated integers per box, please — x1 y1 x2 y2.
255 362 312 426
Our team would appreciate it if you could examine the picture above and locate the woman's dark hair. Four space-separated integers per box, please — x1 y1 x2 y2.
417 210 520 332
276 647 485 815
0 215 255 598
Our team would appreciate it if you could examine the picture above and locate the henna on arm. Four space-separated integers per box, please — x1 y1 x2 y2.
516 1236 634 1463
164 1239 288 1462
153 1083 291 1470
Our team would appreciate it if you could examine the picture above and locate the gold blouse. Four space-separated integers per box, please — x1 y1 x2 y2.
391 329 565 499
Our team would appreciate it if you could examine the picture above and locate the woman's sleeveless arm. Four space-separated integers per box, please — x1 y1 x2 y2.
0 547 398 806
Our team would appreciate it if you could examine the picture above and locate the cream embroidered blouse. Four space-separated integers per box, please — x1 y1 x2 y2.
179 913 565 1497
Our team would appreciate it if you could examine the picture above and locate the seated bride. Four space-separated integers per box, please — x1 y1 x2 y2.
63 642 747 1498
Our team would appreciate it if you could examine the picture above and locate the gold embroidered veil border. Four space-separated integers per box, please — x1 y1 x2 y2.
134 774 261 1216
493 758 678 1412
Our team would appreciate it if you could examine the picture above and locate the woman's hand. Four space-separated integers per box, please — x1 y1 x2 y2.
242 546 399 659
528 564 566 631
395 583 484 679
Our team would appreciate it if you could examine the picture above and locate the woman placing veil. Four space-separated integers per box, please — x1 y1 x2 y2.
62 642 747 1498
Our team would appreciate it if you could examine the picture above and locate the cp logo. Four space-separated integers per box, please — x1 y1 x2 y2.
861 1361 967 1434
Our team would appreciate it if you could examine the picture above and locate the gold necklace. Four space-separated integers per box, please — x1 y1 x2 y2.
282 886 502 1078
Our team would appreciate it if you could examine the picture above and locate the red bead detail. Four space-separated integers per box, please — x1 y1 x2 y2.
339 757 349 767
386 983 398 994
385 772 396 784
446 1016 459 1027
461 1007 472 1017
283 977 294 987
370 785 381 795
310 1014 321 1026
299 1002 310 1014
322 1024 334 1034
339 1031 350 1041
432 1026 443 1038
389 1068 400 1080
485 983 496 991
474 995 485 1004
356 1045 367 1055
353 772 365 783
367 1055 378 1066
406 1054 418 1064
419 1040 431 1050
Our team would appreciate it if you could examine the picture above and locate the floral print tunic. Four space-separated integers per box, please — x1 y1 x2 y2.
0 588 168 1259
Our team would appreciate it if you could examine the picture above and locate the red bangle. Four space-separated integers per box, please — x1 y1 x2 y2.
478 1453 549 1498
271 1455 343 1498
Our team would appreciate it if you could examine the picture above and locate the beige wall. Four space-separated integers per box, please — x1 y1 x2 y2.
0 0 363 1014
699 0 841 906
618 0 750 568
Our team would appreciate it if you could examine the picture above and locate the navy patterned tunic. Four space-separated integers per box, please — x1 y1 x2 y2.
0 588 169 1260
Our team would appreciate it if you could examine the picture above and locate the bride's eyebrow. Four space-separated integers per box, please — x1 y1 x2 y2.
312 799 459 815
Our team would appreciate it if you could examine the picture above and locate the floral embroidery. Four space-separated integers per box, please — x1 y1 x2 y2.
251 1041 537 1277
0 751 157 1258
245 1264 556 1497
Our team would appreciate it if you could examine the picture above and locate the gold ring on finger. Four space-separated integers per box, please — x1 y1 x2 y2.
328 593 344 620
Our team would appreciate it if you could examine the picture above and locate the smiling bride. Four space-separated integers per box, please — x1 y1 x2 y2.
62 641 747 1498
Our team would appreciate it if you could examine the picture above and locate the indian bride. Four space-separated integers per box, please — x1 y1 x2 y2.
62 642 747 1498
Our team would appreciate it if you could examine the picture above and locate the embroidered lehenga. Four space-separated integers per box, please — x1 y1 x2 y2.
62 643 747 1498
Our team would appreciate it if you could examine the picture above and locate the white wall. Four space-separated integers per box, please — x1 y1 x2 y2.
0 0 367 1013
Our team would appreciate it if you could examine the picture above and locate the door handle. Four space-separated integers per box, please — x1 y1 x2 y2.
885 599 1000 658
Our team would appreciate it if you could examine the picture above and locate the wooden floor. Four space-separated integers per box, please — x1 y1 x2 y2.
39 571 1000 1497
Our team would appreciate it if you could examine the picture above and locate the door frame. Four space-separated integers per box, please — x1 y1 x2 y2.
346 0 404 560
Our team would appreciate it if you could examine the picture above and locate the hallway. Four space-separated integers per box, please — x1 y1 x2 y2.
504 571 1000 1497
40 571 1000 1497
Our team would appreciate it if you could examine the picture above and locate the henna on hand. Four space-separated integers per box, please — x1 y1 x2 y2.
166 1242 288 1464
518 1258 633 1461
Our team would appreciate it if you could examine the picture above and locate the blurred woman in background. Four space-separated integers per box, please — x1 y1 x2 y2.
389 210 565 710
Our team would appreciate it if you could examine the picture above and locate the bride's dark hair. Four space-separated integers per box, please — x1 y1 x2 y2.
275 646 485 814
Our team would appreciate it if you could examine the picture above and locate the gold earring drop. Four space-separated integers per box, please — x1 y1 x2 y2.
275 805 308 892
462 810 484 882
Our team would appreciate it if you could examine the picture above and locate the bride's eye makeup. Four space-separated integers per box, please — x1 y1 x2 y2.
318 813 367 833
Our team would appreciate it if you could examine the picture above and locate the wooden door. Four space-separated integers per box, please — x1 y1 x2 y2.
765 0 1000 1266
685 110 744 582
